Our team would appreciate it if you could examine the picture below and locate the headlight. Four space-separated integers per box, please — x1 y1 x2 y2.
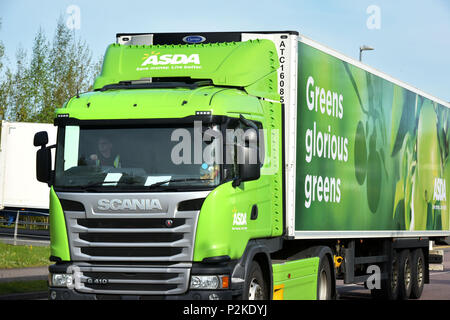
190 275 229 290
49 273 74 287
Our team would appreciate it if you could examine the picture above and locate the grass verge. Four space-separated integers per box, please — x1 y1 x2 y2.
0 242 50 269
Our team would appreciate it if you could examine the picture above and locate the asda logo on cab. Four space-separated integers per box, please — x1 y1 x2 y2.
137 51 202 71
232 208 247 231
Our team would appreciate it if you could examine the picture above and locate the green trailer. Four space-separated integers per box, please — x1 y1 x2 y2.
34 31 450 300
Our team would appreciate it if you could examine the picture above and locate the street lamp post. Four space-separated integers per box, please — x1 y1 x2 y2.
359 45 374 62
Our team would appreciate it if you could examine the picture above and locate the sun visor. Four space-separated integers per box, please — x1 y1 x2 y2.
93 39 279 93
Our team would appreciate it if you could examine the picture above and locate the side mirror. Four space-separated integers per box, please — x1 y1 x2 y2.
233 130 261 187
238 162 260 183
34 131 48 147
34 131 51 184
36 147 52 183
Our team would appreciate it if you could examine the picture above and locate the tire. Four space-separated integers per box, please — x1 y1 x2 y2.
410 248 425 299
398 250 412 300
371 254 399 300
317 256 332 300
243 261 268 300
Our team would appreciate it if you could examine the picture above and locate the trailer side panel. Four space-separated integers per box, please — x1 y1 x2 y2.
295 41 450 236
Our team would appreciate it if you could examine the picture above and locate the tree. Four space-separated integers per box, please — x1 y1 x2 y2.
0 19 4 73
8 47 32 121
47 17 95 121
27 27 51 122
0 18 6 120
0 17 103 123
90 54 104 91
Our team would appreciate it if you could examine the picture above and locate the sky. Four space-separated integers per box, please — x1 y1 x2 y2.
0 0 449 101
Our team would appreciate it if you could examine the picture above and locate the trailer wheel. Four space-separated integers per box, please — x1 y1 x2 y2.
244 261 268 300
398 250 412 300
317 256 332 300
410 248 425 299
371 254 399 300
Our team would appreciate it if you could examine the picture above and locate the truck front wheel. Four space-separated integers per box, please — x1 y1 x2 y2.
244 261 268 300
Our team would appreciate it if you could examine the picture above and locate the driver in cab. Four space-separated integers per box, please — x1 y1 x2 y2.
89 136 121 168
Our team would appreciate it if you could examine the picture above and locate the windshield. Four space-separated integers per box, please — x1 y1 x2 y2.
54 123 223 191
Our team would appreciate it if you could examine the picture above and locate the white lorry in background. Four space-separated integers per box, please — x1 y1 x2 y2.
0 121 56 241
0 121 56 210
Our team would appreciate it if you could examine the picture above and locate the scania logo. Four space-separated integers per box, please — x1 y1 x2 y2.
97 199 163 211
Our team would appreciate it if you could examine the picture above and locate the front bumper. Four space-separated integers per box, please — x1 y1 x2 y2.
48 260 242 300
48 287 233 300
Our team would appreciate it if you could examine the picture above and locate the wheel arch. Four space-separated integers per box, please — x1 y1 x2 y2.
253 252 272 299
289 245 337 300
232 238 282 300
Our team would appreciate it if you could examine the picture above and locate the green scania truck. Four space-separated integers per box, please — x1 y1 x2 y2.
34 31 450 300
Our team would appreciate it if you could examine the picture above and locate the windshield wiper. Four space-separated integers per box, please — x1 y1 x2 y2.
62 181 115 192
61 178 213 192
147 178 214 189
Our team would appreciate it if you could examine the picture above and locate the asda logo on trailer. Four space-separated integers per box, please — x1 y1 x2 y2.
433 178 446 202
141 52 201 66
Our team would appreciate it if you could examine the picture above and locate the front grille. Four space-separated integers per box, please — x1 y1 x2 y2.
67 215 194 261
74 264 190 295
58 191 210 295
64 212 198 263
80 247 183 257
83 271 175 281
85 283 178 291
77 218 185 229
79 232 183 243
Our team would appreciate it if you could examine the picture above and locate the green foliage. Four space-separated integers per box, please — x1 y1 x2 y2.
0 243 50 268
0 17 103 123
0 19 3 72
8 48 30 121
0 18 6 120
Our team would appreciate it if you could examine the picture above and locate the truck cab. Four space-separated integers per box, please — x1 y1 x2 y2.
35 32 290 300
